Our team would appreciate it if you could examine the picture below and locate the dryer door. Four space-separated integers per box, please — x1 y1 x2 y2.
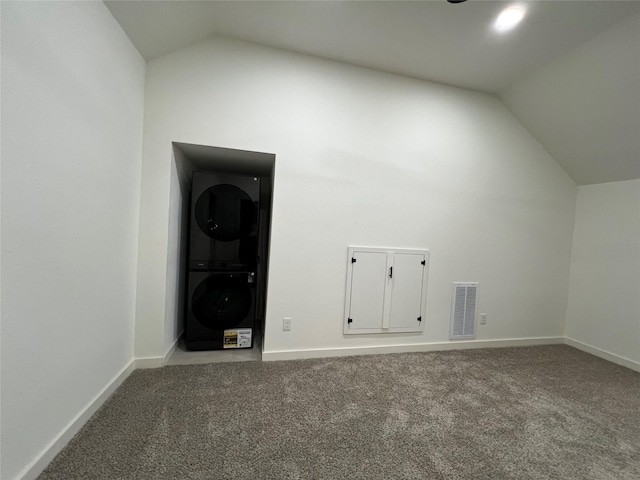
195 184 256 241
191 274 253 330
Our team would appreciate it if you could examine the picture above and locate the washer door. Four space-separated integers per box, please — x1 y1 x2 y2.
191 274 252 330
195 184 256 242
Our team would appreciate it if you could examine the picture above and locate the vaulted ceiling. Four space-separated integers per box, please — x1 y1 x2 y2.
105 0 640 186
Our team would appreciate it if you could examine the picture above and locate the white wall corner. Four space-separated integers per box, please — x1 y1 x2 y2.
565 337 640 373
134 356 166 369
14 360 136 480
162 335 181 365
135 332 180 368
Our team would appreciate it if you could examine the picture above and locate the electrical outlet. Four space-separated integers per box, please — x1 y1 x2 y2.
480 313 487 325
283 317 292 331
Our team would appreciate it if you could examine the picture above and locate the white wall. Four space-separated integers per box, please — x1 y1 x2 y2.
565 180 640 369
0 2 145 479
162 146 192 358
138 36 577 360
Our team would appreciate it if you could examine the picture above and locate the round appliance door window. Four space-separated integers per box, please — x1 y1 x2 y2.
195 184 256 241
191 274 252 330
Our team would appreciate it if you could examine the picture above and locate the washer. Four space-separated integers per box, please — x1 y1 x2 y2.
185 271 256 351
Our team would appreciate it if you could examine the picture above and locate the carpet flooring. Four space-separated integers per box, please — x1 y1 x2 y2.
39 345 640 479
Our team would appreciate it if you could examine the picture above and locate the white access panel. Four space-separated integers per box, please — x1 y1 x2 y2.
346 251 387 331
388 253 426 330
344 246 429 334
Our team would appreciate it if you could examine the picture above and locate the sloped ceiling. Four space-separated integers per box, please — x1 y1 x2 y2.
501 13 640 185
105 0 640 186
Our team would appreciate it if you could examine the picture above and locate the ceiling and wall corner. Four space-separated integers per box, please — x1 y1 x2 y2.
501 12 640 186
103 1 639 92
104 0 640 187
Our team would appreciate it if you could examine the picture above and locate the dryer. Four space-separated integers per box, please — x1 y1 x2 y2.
185 271 256 351
189 172 260 270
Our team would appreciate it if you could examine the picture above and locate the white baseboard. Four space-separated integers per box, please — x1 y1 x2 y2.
135 337 181 369
163 336 181 365
262 336 565 361
134 356 165 369
564 337 640 373
14 335 634 479
16 360 135 480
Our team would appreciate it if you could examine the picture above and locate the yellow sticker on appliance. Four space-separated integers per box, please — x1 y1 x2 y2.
223 330 238 348
223 328 252 348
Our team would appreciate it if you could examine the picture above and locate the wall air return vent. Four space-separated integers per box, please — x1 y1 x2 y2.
450 282 478 340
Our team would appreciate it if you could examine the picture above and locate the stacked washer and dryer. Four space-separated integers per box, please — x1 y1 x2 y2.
185 172 262 351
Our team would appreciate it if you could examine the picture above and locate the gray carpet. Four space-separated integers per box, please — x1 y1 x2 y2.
40 346 640 479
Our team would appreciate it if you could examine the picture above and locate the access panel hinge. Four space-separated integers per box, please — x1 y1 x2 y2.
421 260 426 265
347 318 353 324
417 316 422 322
351 258 356 263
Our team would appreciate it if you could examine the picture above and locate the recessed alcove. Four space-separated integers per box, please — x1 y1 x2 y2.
166 142 275 362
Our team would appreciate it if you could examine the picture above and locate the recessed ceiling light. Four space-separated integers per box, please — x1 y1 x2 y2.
494 5 526 33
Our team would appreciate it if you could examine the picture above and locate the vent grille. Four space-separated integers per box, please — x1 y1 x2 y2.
450 283 478 339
